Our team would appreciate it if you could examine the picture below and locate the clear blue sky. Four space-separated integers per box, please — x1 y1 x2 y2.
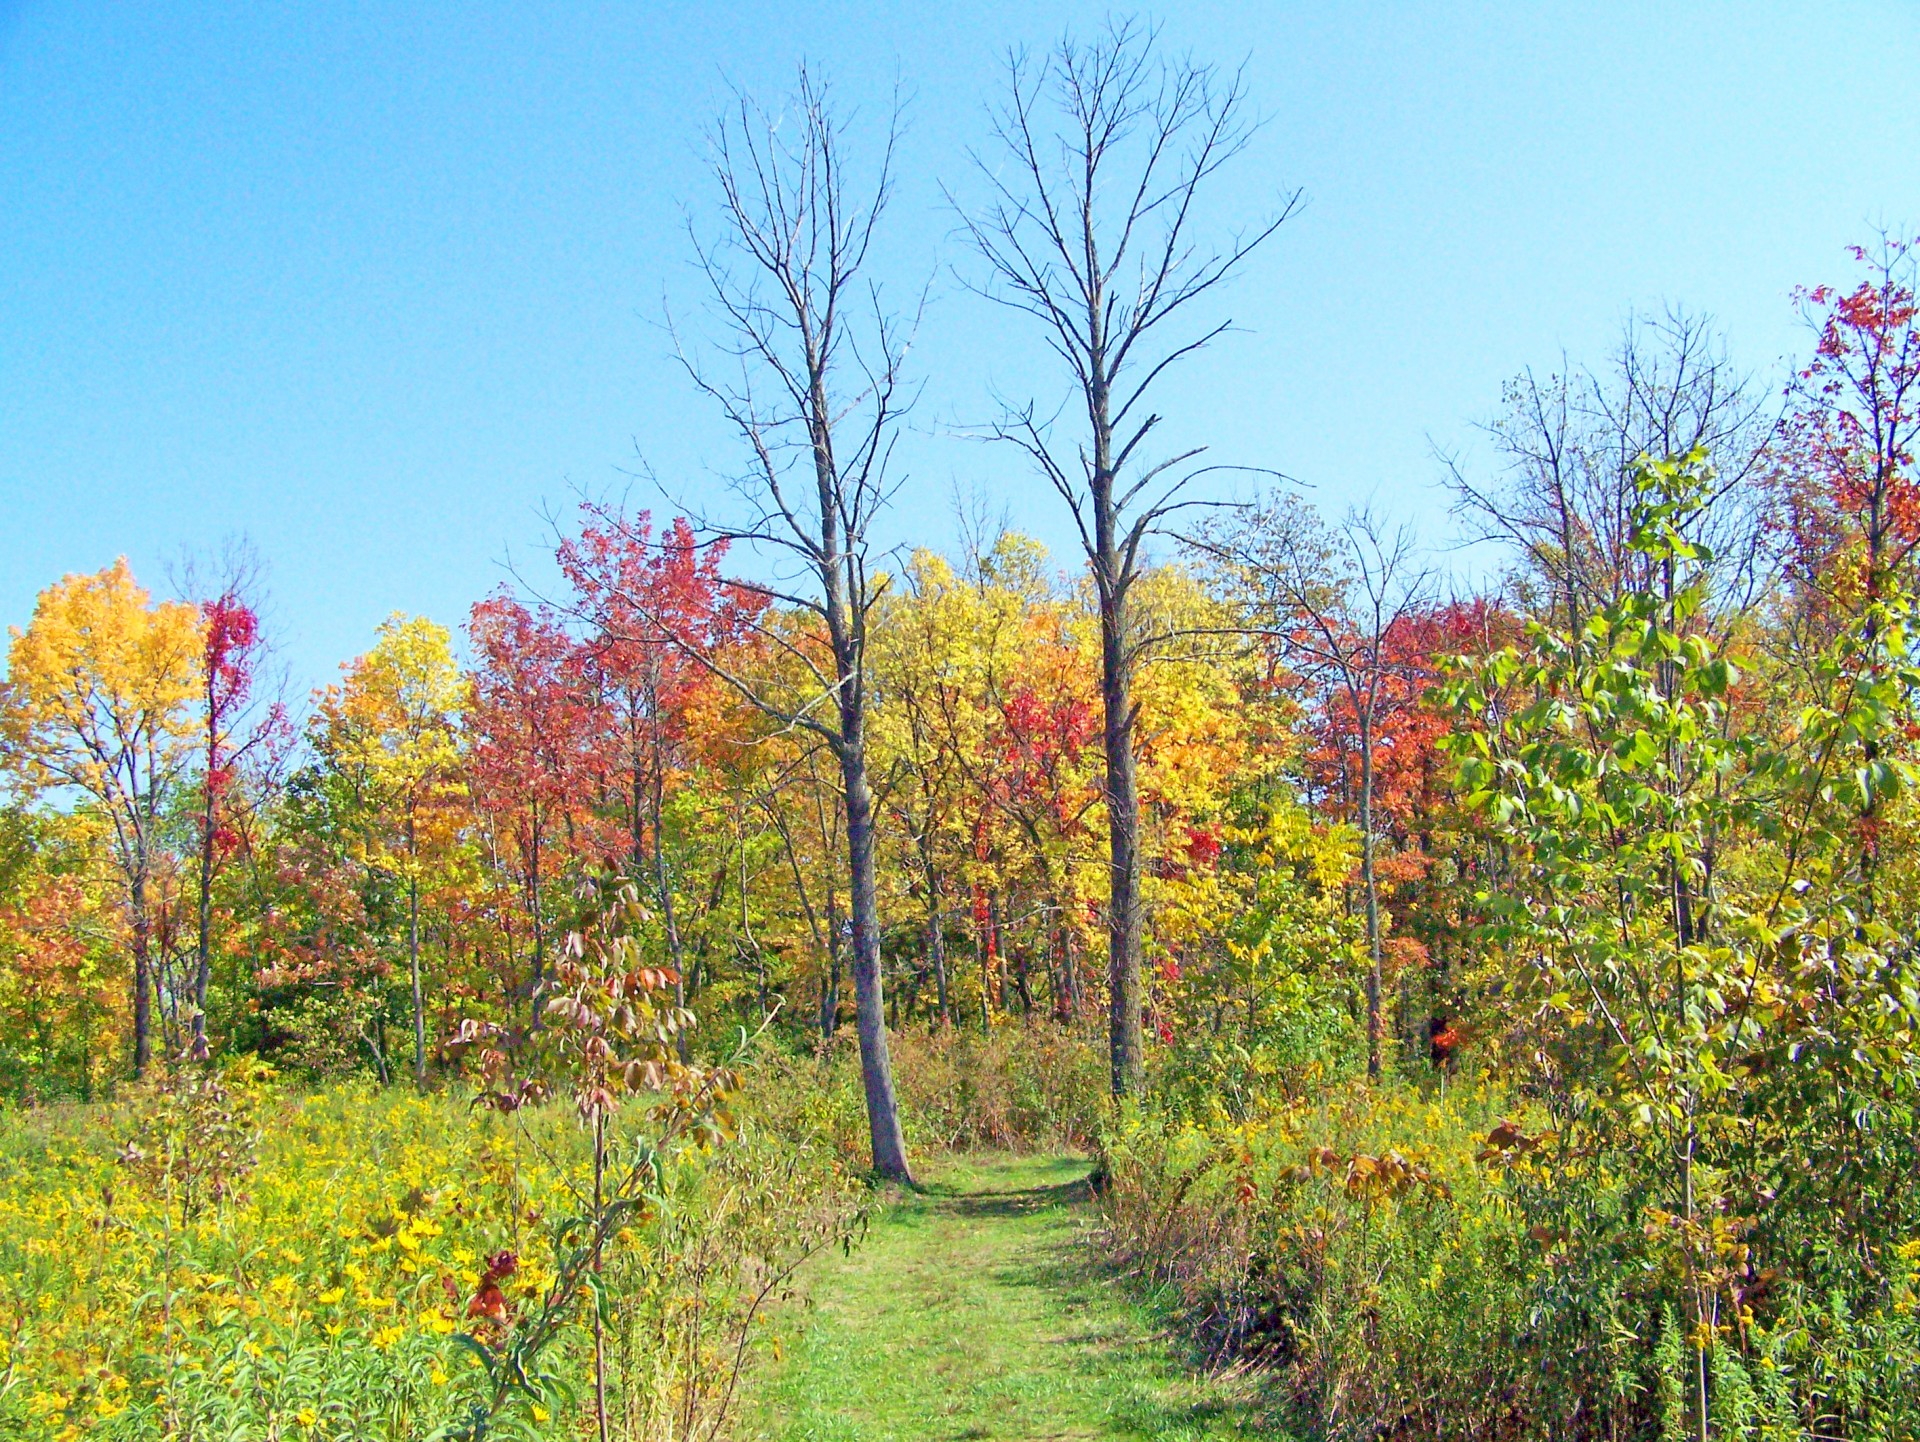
3 2 1916 696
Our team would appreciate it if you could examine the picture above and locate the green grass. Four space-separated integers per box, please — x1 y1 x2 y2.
737 1152 1273 1442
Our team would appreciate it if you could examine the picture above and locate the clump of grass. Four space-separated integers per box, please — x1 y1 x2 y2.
743 1021 1108 1167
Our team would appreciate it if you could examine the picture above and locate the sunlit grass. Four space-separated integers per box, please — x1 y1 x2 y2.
740 1151 1273 1442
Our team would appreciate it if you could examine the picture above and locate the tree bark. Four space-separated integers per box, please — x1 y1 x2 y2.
925 870 951 1027
131 868 153 1078
193 770 215 1056
408 872 426 1086
651 765 690 1060
840 718 912 1181
526 812 545 1025
1360 714 1383 1081
1102 621 1145 1094
819 883 841 1041
1094 397 1146 1096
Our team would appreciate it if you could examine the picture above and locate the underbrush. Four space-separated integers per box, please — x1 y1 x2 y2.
0 1068 856 1441
1098 1078 1920 1441
745 1020 1107 1163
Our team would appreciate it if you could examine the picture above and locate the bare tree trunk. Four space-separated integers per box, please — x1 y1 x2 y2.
841 716 912 1181
676 68 915 1183
963 20 1292 1097
1085 189 1147 1096
1101 579 1145 1092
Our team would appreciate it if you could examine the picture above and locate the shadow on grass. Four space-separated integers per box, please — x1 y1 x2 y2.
934 1174 1096 1220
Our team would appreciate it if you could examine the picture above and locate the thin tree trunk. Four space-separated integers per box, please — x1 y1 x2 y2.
193 776 215 1056
591 1110 610 1442
131 866 153 1078
991 894 1009 1014
841 724 913 1182
652 768 690 1061
819 886 841 1041
1360 715 1383 1081
527 814 545 1025
922 855 952 1027
1057 913 1078 1022
409 873 425 1086
978 901 993 1030
931 903 950 1028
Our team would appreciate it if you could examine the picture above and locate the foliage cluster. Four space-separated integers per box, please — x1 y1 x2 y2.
1101 1076 1920 1442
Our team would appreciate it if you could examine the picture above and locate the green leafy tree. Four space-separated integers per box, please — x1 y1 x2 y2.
1447 452 1920 1438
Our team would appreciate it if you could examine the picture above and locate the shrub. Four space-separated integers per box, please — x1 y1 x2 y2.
741 1020 1108 1168
1097 1078 1920 1441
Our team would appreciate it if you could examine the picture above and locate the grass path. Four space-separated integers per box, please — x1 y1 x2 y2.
737 1153 1268 1442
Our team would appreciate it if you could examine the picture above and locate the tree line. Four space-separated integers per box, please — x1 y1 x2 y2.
8 26 1920 1427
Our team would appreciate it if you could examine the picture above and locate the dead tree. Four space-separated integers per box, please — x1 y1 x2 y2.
1446 307 1778 637
652 68 914 1181
958 16 1298 1096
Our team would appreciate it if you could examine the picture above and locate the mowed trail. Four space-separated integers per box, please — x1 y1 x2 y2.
738 1153 1269 1442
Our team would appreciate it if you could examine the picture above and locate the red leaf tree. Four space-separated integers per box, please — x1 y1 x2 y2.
467 591 598 1017
189 574 282 1056
558 511 750 1019
1785 234 1920 619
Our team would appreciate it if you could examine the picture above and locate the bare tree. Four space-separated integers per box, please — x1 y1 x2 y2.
958 16 1298 1096
643 68 913 1181
1447 307 1779 636
1197 498 1434 1079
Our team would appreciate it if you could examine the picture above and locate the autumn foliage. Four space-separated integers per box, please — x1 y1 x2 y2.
6 209 1920 1439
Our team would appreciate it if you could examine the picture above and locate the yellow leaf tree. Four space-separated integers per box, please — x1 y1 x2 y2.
0 559 202 1077
312 614 466 1084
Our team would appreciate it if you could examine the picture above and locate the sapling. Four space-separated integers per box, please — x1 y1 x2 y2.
440 876 736 1442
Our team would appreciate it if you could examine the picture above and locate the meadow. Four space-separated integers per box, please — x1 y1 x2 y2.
0 1064 858 1441
11 1020 1920 1442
